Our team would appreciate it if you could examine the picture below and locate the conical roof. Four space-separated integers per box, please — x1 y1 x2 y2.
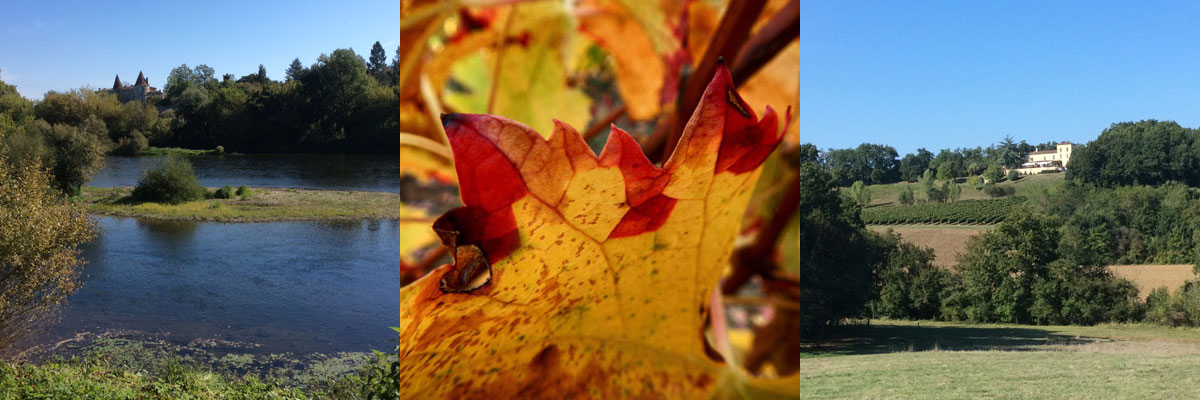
113 74 123 89
134 71 148 86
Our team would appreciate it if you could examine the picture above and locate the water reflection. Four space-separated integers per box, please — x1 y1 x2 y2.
40 217 400 355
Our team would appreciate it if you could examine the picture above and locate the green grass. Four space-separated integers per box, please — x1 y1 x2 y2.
2 332 393 399
801 320 1200 399
79 186 423 222
141 146 228 156
847 173 1065 207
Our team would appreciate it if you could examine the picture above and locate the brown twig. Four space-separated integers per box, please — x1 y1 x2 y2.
721 173 802 295
582 104 627 141
656 0 768 163
731 0 799 84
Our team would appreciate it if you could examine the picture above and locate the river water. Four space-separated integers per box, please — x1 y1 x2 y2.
88 154 401 193
26 155 402 357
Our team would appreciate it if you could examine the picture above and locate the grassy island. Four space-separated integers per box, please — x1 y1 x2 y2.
79 186 421 222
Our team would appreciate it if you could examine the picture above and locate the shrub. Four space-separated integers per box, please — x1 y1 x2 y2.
236 185 252 197
113 130 149 156
1007 169 1020 182
1038 169 1061 174
213 185 234 199
849 180 872 207
131 155 208 204
983 184 1015 198
214 145 225 154
0 156 96 350
898 186 915 205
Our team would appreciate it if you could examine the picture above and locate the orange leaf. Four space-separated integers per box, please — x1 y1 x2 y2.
396 63 793 398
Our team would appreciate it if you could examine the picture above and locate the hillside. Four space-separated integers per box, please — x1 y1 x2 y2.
847 172 1064 207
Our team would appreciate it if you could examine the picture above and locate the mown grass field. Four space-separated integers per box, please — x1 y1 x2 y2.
79 186 422 222
849 172 1064 207
801 320 1200 399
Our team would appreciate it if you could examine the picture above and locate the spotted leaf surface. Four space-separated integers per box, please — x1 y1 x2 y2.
396 64 790 398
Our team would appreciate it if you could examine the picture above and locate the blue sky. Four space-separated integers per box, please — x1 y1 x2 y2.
800 0 1200 155
1 1 398 100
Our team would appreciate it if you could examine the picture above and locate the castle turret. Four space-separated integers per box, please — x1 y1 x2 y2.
134 71 148 86
113 74 123 90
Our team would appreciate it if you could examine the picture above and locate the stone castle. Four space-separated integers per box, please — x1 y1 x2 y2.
102 71 163 102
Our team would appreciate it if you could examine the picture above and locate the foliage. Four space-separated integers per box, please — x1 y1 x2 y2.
868 230 951 320
984 164 1003 183
113 130 149 155
0 155 95 351
826 143 901 186
236 184 251 197
1067 120 1200 187
955 209 1064 323
898 148 933 182
1145 282 1200 327
1032 181 1200 265
788 163 878 336
936 162 955 181
897 185 915 205
131 155 208 204
951 208 1143 325
983 184 1015 198
13 119 106 195
861 197 1022 225
947 181 962 202
849 180 872 206
1007 168 1020 182
213 185 235 199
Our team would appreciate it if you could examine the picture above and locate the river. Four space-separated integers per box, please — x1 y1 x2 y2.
25 154 401 358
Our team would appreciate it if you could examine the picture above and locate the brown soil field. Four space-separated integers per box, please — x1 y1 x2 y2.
1107 264 1196 299
868 225 992 267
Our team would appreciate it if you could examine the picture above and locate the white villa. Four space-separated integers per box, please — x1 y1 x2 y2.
1011 142 1076 175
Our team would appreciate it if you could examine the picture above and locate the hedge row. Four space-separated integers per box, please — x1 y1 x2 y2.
863 197 1025 225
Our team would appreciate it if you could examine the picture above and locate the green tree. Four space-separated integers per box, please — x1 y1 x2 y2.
899 148 933 182
849 180 872 207
368 41 389 83
794 163 876 336
0 154 96 350
947 181 961 202
286 58 305 82
869 230 949 320
898 185 915 205
936 162 955 181
984 164 1003 183
956 209 1061 323
1007 168 1020 182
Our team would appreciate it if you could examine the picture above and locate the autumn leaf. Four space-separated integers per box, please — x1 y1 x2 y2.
577 0 690 120
441 2 593 138
396 63 795 398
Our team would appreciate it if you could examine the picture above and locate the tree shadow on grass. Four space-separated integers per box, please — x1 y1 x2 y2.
802 322 1107 357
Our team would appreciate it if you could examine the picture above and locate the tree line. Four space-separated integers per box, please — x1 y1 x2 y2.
820 137 1056 187
159 42 400 153
792 157 1200 338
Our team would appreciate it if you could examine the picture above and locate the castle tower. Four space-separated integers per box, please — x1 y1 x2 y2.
113 74 123 90
134 71 148 86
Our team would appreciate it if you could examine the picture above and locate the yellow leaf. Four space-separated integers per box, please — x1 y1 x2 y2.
441 2 592 138
396 64 796 398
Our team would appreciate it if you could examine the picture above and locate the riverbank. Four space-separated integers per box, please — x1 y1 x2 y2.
4 330 389 398
79 186 423 222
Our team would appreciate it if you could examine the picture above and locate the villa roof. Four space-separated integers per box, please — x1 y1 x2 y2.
134 71 148 86
113 74 122 89
1027 150 1056 155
